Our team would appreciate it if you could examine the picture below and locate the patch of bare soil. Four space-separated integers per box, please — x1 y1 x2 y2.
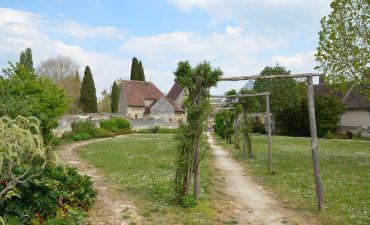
57 138 142 225
208 134 315 225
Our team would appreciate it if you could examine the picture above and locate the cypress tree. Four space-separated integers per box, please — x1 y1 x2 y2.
130 57 140 80
111 81 119 113
80 66 98 113
138 60 145 81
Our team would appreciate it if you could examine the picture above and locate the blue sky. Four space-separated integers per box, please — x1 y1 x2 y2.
0 0 332 97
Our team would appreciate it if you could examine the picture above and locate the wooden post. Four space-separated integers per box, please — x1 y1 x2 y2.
265 95 273 174
242 105 247 159
307 76 324 211
234 110 239 149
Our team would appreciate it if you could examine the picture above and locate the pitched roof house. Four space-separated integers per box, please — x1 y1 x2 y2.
314 84 370 132
167 83 186 109
118 80 183 120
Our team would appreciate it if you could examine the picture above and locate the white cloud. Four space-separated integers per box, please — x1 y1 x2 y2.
0 8 130 98
53 21 125 40
271 51 317 73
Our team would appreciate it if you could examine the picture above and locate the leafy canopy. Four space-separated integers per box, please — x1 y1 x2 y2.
315 0 369 90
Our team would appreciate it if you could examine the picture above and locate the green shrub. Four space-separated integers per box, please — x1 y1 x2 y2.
94 127 115 138
152 125 160 133
0 166 96 224
99 118 131 134
71 121 96 135
157 127 178 134
72 132 92 141
179 195 197 208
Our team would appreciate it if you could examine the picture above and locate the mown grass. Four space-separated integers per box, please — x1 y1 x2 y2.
77 134 225 224
213 134 370 225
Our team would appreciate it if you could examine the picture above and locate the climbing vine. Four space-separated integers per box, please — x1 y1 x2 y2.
174 61 222 204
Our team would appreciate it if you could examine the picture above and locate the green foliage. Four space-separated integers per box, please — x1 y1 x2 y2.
315 0 369 91
138 127 178 134
71 121 96 135
0 116 50 200
99 118 131 134
138 60 145 81
19 47 34 74
213 110 234 144
130 57 140 81
71 133 92 141
111 81 120 113
1 165 96 224
179 195 197 208
94 127 116 138
0 63 69 138
173 60 222 202
80 66 98 113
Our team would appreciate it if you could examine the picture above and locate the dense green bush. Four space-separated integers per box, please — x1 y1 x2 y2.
71 121 96 136
99 118 131 134
94 127 115 138
0 165 96 224
138 126 178 134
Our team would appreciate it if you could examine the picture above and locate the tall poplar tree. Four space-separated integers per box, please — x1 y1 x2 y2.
111 81 119 113
19 47 34 74
80 66 98 113
130 57 140 80
138 60 145 81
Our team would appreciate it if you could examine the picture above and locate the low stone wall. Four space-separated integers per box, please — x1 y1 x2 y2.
52 113 180 137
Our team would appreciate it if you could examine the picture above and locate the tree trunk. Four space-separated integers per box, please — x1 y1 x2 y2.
247 132 252 158
307 76 324 211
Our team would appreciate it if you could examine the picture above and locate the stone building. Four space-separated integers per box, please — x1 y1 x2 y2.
118 80 184 121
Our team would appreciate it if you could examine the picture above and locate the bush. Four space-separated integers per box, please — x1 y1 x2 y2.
0 165 96 224
71 121 96 136
99 118 131 134
94 127 115 138
252 116 266 134
71 132 92 141
152 125 160 133
179 195 197 208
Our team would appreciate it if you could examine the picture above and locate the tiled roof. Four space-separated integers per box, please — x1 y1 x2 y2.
167 83 184 101
314 84 370 110
121 80 184 112
121 80 164 107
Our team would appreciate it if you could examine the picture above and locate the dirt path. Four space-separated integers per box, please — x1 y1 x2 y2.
208 134 311 225
58 137 142 225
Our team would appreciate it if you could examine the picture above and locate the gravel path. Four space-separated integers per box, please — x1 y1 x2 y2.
57 137 142 225
208 134 312 225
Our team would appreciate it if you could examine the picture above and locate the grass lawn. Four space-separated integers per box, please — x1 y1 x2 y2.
213 134 370 225
77 134 233 224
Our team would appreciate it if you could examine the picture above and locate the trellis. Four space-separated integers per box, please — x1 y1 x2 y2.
210 92 273 173
215 73 324 211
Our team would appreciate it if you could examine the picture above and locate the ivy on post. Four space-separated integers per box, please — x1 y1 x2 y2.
174 61 222 203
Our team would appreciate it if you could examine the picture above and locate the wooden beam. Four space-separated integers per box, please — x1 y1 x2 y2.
307 76 324 211
265 95 273 174
213 108 235 110
210 92 270 98
220 73 321 81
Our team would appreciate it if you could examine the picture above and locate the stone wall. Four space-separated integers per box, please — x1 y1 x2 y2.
52 113 179 136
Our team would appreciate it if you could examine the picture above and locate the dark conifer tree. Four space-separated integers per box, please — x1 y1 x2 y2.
138 60 145 81
80 66 98 113
130 57 140 80
111 81 119 113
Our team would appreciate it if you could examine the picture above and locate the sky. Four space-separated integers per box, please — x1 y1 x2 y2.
0 0 332 98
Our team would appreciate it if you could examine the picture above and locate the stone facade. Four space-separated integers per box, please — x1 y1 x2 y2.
150 97 176 120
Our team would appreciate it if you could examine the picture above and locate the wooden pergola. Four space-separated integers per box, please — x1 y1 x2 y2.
210 92 273 174
216 73 324 211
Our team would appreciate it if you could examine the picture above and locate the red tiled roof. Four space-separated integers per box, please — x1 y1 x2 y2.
167 83 184 101
121 80 164 107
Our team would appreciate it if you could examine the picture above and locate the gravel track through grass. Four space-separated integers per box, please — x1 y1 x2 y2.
57 137 142 225
208 134 312 225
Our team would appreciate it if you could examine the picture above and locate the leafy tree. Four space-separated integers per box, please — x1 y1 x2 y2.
316 0 369 90
111 81 120 113
130 57 140 80
138 60 146 81
254 65 300 133
0 63 69 137
19 47 34 74
174 60 222 202
98 89 111 113
80 66 98 113
239 89 259 158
